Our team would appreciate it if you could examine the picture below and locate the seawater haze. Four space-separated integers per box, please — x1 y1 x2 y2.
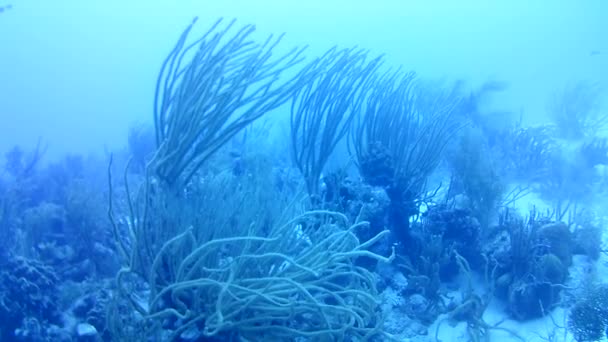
0 0 606 159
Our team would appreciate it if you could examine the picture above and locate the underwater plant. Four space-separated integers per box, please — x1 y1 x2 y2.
350 71 464 242
290 46 382 202
113 16 316 278
579 137 608 167
491 124 557 183
486 210 572 321
112 208 394 340
547 81 607 140
446 126 506 230
535 147 601 217
126 123 156 175
108 17 395 341
434 251 525 342
3 140 46 180
393 205 483 325
571 209 604 260
151 17 312 189
0 143 47 257
421 205 483 275
568 284 608 342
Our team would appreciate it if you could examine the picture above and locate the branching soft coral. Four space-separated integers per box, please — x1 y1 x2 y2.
548 82 607 140
113 211 395 340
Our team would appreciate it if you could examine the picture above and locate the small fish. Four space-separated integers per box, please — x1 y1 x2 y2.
590 50 601 56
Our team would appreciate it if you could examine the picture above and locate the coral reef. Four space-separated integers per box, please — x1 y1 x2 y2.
569 285 608 342
0 255 61 340
2 13 607 342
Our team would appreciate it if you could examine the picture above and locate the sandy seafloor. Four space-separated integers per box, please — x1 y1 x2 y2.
427 182 608 342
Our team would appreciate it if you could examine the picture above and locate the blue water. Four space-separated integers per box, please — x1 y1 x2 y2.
0 1 607 341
